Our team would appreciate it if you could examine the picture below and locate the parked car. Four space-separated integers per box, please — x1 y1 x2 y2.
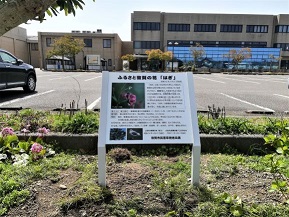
0 49 36 92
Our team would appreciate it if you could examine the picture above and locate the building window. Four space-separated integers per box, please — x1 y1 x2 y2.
275 25 289 33
31 43 38 51
133 22 160 30
46 38 52 47
108 59 112 66
168 24 190 32
246 25 268 33
83 38 92 47
194 24 216 32
274 43 289 51
103 39 111 48
133 41 160 49
220 25 243 32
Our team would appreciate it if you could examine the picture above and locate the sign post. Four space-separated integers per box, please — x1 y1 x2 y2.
98 72 201 187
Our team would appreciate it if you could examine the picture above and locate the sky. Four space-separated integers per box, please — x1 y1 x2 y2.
20 0 289 41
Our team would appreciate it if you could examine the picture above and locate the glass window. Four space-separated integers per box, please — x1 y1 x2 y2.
103 39 111 48
84 39 92 47
46 38 52 47
246 25 268 33
133 22 160 30
108 59 112 66
168 24 190 32
0 51 17 64
31 43 38 51
275 25 289 33
134 41 160 49
194 24 216 32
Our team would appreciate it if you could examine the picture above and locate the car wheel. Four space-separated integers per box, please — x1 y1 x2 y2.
23 75 36 92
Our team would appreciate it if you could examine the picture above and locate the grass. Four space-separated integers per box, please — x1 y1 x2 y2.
1 109 289 135
1 149 289 216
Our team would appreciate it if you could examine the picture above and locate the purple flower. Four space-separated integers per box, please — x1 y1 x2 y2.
128 94 137 107
1 127 15 137
121 92 137 108
38 127 50 135
30 143 43 153
37 127 50 138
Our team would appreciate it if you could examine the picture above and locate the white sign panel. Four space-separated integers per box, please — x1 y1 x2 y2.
103 72 194 144
98 71 201 187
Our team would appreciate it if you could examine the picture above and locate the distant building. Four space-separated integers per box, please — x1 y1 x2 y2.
131 11 289 70
2 12 289 71
38 31 130 71
0 27 31 63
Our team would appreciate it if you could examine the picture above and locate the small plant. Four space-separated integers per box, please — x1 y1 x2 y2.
264 121 289 203
152 173 195 216
0 126 53 165
220 193 245 217
108 148 132 163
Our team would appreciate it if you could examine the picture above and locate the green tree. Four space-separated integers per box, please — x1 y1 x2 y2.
0 0 95 36
145 49 172 71
121 54 136 71
224 48 252 71
47 35 85 71
190 43 205 71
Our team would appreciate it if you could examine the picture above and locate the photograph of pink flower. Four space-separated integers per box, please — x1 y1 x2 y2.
111 83 145 109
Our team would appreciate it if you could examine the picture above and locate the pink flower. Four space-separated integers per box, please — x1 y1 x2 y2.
1 127 14 137
37 127 50 138
128 94 137 107
30 143 43 153
38 127 50 135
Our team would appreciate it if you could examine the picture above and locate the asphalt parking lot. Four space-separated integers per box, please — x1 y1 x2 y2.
1 70 289 117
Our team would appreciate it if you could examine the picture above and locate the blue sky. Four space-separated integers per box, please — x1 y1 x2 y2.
20 0 289 41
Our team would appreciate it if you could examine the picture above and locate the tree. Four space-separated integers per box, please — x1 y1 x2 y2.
47 35 85 71
0 0 95 36
121 54 136 71
190 43 205 71
269 54 282 72
224 48 252 71
145 49 172 71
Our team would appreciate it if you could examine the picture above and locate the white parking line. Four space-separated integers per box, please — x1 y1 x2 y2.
212 76 260 84
273 94 289 99
194 76 226 84
87 97 101 110
85 76 102 82
237 76 287 83
49 74 83 81
220 93 275 112
0 90 55 107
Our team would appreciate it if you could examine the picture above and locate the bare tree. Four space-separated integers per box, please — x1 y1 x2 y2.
190 43 205 71
224 48 252 71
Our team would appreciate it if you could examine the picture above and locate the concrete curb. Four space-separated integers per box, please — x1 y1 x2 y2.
18 133 267 154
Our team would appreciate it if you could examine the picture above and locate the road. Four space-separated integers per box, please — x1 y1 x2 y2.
1 69 289 116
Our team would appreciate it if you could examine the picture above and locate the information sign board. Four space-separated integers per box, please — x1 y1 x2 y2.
98 72 201 187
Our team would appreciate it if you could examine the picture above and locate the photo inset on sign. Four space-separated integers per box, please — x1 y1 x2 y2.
127 128 143 140
109 128 126 140
111 83 145 109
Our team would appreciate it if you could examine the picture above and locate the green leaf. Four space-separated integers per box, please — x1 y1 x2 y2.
230 206 243 217
276 147 284 154
271 182 279 191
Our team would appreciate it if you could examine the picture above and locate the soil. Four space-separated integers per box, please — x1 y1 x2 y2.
5 155 282 217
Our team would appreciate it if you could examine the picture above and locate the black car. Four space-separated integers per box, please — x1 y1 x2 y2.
0 49 36 92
